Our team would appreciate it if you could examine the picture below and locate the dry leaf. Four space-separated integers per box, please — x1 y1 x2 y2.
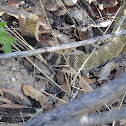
57 70 65 85
45 0 63 12
22 85 53 110
0 97 12 105
0 88 31 107
53 7 67 16
97 0 118 10
79 75 95 92
60 81 71 95
99 62 118 81
0 104 26 109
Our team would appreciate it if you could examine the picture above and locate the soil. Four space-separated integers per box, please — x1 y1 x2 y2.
0 0 46 125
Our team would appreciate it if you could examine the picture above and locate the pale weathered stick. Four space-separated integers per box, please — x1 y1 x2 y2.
35 107 126 126
0 30 126 60
21 73 126 126
79 107 126 126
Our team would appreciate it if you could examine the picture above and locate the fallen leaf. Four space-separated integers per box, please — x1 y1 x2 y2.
45 0 62 12
0 88 31 107
0 97 12 105
57 69 65 85
79 75 95 92
0 104 25 109
60 81 71 95
22 85 53 110
99 61 118 81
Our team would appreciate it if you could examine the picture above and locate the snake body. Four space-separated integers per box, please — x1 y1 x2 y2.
42 0 126 70
1 2 126 71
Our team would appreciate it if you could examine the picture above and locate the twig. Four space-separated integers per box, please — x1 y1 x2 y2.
21 73 126 126
0 30 126 60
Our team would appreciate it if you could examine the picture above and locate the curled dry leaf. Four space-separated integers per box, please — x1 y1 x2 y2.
1 5 48 42
23 13 40 41
92 3 119 18
22 85 53 110
0 88 31 107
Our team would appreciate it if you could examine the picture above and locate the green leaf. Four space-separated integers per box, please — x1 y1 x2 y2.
0 31 7 37
0 22 6 28
0 22 15 53
0 36 6 44
4 36 16 44
2 44 12 53
0 22 6 32
0 36 16 45
0 25 3 33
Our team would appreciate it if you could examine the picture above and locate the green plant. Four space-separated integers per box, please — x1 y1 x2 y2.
0 22 16 53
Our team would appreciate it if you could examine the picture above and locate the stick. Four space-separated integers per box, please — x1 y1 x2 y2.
36 107 126 126
21 73 126 126
0 30 126 60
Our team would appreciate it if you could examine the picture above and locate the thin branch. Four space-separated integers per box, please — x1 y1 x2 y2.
0 30 126 60
21 73 126 126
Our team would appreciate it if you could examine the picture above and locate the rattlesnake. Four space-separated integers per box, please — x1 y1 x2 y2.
0 1 126 71
42 0 126 71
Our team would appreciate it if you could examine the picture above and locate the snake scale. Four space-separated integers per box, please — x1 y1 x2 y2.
42 0 126 71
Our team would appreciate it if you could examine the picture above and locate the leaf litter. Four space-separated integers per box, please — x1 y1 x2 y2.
0 0 126 125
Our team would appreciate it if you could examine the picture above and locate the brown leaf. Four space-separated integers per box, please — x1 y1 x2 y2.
0 104 26 109
53 7 67 16
45 0 62 12
8 0 21 7
79 75 95 92
22 85 53 110
57 69 65 85
60 81 71 95
0 88 31 107
0 97 12 105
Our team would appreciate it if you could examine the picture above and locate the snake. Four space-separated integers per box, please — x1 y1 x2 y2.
0 1 126 71
42 0 126 71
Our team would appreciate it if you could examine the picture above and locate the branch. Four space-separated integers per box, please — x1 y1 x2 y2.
38 107 126 126
21 73 126 126
0 30 126 59
79 107 126 126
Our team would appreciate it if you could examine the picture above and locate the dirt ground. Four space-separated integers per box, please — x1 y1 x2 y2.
0 0 46 125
